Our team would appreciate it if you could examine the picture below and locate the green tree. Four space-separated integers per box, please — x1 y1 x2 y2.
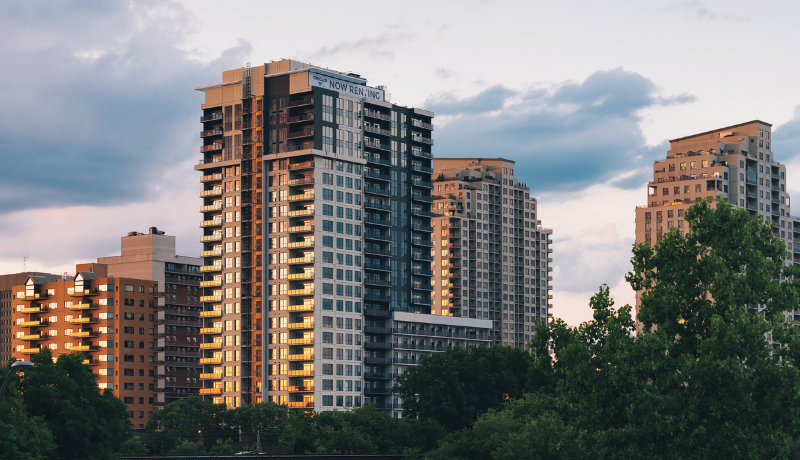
395 345 531 431
144 395 231 453
19 350 135 460
0 361 55 460
227 401 289 451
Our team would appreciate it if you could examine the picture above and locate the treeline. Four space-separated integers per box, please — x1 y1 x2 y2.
8 200 800 459
0 349 142 460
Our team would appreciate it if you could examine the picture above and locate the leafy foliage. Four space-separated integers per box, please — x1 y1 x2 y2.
144 394 231 453
430 199 800 459
19 349 135 460
394 344 532 431
0 361 55 460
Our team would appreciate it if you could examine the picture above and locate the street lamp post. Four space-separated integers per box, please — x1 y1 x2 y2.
0 361 33 400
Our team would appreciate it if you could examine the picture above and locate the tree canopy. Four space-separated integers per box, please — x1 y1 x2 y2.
394 344 532 431
429 199 800 459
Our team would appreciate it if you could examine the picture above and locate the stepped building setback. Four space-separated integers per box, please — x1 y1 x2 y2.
194 59 500 414
635 120 800 320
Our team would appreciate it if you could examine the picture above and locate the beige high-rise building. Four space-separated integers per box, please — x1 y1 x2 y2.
97 228 202 407
432 158 553 347
635 120 796 318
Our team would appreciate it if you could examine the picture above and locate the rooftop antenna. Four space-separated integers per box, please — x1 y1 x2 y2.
23 255 27 273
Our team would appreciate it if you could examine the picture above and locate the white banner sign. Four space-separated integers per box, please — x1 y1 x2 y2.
308 72 384 102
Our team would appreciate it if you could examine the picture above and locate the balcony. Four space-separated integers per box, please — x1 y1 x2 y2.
364 140 391 151
200 143 223 153
201 173 223 182
287 401 315 408
20 292 48 300
288 97 314 107
287 209 314 217
199 357 223 364
288 288 314 296
364 125 392 136
365 278 391 287
364 308 391 317
200 249 222 257
200 295 222 303
81 359 99 366
200 203 223 212
364 246 392 256
366 155 392 166
287 192 315 202
411 135 434 145
287 385 315 392
200 310 223 318
364 231 390 241
364 372 394 379
70 331 98 338
199 372 222 379
200 113 223 123
20 333 46 340
201 188 223 198
287 240 314 248
20 348 41 355
412 282 434 291
411 149 433 159
287 337 314 345
364 109 391 121
20 306 45 314
364 216 391 226
411 267 433 276
411 237 433 247
412 163 434 174
71 345 99 352
200 129 224 138
200 342 223 349
200 234 223 242
364 185 391 197
364 387 392 395
288 256 315 265
364 170 391 181
412 193 433 203
200 280 222 287
411 252 434 262
288 161 315 171
200 327 222 334
69 317 98 324
287 369 315 376
287 321 314 329
288 129 314 139
200 264 222 272
288 177 314 186
288 272 315 280
365 201 392 211
411 296 433 306
364 262 391 271
287 353 315 361
288 113 314 123
287 225 315 233
68 303 97 310
288 304 315 312
200 219 223 228
412 179 433 189
199 388 223 395
412 119 434 130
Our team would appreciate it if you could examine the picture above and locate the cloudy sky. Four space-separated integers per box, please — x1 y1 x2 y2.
3 0 800 326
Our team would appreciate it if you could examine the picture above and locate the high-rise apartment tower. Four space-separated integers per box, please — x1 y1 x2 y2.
432 159 553 347
97 228 202 406
635 120 797 317
195 59 479 411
